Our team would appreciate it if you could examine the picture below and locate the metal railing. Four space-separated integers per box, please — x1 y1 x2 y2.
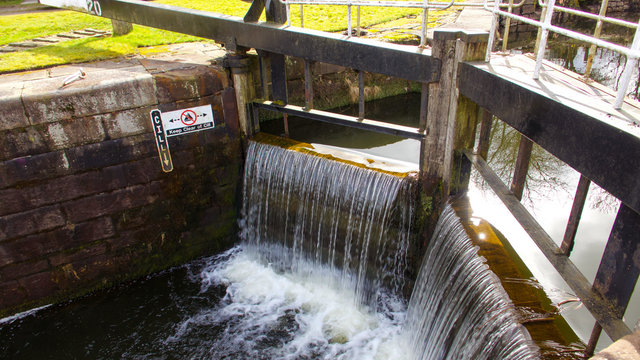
283 0 639 109
282 0 525 46
485 0 640 109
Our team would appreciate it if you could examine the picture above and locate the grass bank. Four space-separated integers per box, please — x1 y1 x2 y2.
0 0 431 73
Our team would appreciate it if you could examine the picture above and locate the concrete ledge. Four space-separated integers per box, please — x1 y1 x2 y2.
22 65 157 124
0 47 231 161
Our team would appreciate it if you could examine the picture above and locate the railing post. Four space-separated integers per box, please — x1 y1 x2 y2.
485 0 501 61
421 29 489 196
420 0 429 47
348 0 352 36
510 134 533 201
584 0 610 78
501 0 514 52
614 18 640 109
560 174 591 255
356 6 361 36
589 204 640 351
533 0 556 79
476 108 493 159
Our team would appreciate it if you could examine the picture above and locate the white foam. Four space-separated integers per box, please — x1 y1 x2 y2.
170 247 411 360
0 304 51 326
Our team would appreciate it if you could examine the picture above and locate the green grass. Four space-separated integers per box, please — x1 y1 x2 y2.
0 12 112 46
0 0 427 73
0 0 23 6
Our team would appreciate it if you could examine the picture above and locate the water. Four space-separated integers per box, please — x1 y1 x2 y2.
264 83 637 348
240 140 417 305
0 137 538 359
0 250 408 359
405 205 537 359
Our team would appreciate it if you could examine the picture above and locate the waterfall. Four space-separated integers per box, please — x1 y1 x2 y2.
239 140 416 306
219 139 537 359
405 205 538 360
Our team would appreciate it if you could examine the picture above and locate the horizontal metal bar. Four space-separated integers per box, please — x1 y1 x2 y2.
80 0 441 83
537 0 638 29
283 0 526 9
463 149 632 341
484 0 640 59
253 101 426 139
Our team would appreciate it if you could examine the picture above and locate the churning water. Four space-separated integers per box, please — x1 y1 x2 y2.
0 140 537 359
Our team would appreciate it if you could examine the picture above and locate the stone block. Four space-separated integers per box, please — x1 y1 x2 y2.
98 105 154 139
0 205 66 242
0 167 131 216
64 134 156 172
49 243 108 267
0 151 71 189
0 280 26 309
63 182 163 223
153 65 227 104
121 156 163 185
0 126 48 162
0 259 49 282
36 217 115 255
114 204 158 231
0 238 43 267
0 81 28 132
22 66 157 125
42 117 106 150
18 271 58 300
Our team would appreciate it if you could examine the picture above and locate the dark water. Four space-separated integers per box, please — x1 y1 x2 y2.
0 260 226 359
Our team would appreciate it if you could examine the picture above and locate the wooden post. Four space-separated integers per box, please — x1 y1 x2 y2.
420 29 488 196
111 19 133 36
588 204 640 351
510 135 533 201
560 174 591 255
303 59 314 110
225 52 256 137
477 108 493 160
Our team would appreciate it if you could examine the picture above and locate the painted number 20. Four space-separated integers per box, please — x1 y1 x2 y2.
87 0 101 15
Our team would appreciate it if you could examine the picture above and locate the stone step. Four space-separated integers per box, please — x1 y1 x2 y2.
8 42 38 48
32 38 60 43
73 30 96 36
57 33 80 39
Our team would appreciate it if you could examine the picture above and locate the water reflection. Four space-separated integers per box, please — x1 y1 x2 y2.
518 39 640 101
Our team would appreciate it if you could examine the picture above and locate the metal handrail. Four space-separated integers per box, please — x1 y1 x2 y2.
536 0 638 29
282 0 526 46
485 0 640 109
284 0 640 109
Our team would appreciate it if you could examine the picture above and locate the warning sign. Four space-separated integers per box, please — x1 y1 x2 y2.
149 109 173 173
161 105 215 137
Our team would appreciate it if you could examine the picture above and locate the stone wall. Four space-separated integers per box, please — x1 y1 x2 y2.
0 57 242 317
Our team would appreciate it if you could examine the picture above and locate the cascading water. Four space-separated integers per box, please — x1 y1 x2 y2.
209 140 537 359
405 205 538 359
239 140 416 305
0 139 540 359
